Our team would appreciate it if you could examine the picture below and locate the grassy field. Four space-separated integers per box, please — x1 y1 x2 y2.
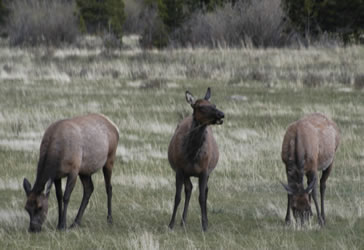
1 38 364 249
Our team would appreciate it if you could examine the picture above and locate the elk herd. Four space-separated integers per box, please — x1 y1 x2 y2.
22 88 340 233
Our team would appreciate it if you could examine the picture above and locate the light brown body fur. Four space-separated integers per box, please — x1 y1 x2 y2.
168 116 219 177
281 113 340 225
23 113 119 232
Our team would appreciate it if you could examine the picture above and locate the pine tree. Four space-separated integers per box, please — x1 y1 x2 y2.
282 0 364 42
76 0 125 39
0 0 9 26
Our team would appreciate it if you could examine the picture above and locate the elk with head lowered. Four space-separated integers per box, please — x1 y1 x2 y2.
168 88 224 231
281 113 340 226
23 113 119 232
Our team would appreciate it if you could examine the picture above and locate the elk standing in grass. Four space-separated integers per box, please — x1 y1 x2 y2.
281 113 340 226
168 88 224 231
23 114 119 232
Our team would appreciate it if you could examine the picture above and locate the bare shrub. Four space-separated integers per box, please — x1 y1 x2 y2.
234 0 286 47
354 74 364 89
174 0 286 48
7 0 79 46
123 0 145 34
139 5 168 49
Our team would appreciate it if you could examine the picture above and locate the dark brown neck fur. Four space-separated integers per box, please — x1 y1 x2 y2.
183 118 207 164
32 153 53 194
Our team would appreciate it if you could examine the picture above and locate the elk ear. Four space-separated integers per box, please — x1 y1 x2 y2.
305 177 316 194
44 179 52 198
204 87 211 101
23 178 31 197
185 91 196 106
280 181 295 195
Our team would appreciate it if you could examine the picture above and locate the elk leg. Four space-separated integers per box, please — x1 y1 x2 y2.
103 164 113 224
168 170 183 229
320 163 333 224
58 173 77 230
308 172 323 226
199 173 208 232
205 176 209 200
71 175 94 228
181 177 193 226
54 179 63 229
285 194 292 225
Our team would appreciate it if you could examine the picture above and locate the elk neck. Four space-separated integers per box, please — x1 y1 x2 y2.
32 153 53 194
183 117 208 164
286 162 305 190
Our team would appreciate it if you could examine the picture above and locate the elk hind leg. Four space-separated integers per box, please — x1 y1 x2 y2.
103 156 115 224
320 163 333 224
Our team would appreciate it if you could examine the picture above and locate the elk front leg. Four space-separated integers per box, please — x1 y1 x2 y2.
54 179 63 230
285 194 292 225
59 173 77 230
181 177 192 226
169 170 183 229
199 173 209 231
71 175 94 228
308 172 323 226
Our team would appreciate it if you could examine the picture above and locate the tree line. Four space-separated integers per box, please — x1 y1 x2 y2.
0 0 363 47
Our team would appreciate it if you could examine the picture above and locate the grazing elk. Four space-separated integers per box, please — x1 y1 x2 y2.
281 113 340 226
168 88 224 231
23 114 119 232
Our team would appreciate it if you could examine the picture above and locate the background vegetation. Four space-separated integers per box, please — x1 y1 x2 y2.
0 0 363 47
0 37 364 249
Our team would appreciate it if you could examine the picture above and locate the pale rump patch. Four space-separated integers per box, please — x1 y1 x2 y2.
97 113 120 134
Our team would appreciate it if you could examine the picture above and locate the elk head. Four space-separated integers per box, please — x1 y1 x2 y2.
282 178 315 225
23 178 52 232
186 88 224 126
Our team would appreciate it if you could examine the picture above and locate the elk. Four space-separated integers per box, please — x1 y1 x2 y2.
23 113 119 232
168 88 224 231
281 113 340 226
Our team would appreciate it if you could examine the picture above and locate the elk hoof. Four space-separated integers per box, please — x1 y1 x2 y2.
107 215 113 224
202 221 208 232
285 219 291 226
168 221 175 230
70 222 80 228
318 217 325 227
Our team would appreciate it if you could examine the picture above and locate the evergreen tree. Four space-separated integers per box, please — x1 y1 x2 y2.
282 0 364 42
162 0 186 31
76 0 125 39
0 0 9 26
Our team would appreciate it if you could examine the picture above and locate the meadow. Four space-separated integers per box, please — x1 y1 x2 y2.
1 37 364 249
